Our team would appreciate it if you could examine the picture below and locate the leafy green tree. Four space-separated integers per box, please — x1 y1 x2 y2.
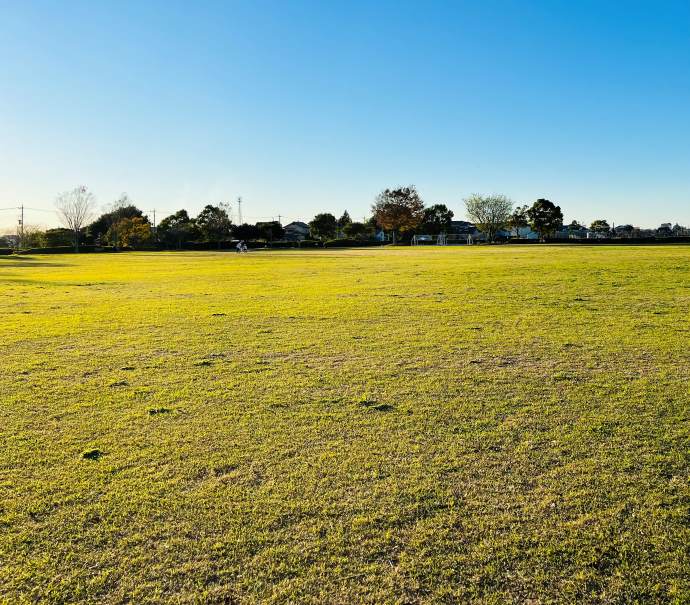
420 204 454 235
338 210 352 227
343 221 372 240
464 194 513 242
88 194 143 243
337 210 352 237
372 186 424 244
232 223 261 241
21 225 46 248
590 219 610 234
44 228 75 247
527 199 564 240
309 213 338 240
158 210 197 249
196 204 232 248
108 217 152 249
508 205 529 238
255 221 284 241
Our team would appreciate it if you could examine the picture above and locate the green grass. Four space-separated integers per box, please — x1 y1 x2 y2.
1 246 688 604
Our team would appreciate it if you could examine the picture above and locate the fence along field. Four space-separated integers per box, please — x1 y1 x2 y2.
1 245 688 603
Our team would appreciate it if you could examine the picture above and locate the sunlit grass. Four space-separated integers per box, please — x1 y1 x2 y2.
1 246 688 603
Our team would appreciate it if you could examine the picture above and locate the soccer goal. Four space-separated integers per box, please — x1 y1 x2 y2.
411 233 474 245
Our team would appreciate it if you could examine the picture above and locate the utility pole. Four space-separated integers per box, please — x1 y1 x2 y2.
19 204 24 249
277 214 282 225
237 197 243 225
147 209 157 231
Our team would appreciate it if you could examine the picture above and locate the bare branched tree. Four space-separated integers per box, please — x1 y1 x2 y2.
55 186 96 252
464 194 513 242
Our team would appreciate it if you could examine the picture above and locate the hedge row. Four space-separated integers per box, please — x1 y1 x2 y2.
323 239 383 248
5 239 387 255
16 245 117 254
265 240 322 249
297 240 321 248
511 236 690 245
265 239 382 249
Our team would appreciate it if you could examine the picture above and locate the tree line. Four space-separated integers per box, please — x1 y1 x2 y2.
373 187 576 242
8 185 683 252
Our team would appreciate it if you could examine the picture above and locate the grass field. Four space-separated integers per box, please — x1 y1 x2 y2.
1 246 688 604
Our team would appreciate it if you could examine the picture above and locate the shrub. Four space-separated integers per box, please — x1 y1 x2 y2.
298 240 322 248
267 241 299 249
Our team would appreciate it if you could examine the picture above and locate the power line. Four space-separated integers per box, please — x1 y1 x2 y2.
0 206 55 213
147 209 157 231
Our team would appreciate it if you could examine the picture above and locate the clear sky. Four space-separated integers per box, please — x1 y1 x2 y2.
1 0 689 231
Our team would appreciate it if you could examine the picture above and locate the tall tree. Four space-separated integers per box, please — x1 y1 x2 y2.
309 213 338 240
55 186 96 252
255 221 285 241
464 194 513 242
343 221 373 240
338 210 352 227
196 203 232 248
508 205 529 238
420 204 454 235
21 225 46 248
108 217 152 249
372 186 425 244
88 194 144 244
337 210 352 238
232 223 261 241
158 210 197 249
590 219 610 234
527 199 564 240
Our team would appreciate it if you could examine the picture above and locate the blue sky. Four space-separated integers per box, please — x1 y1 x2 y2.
1 0 689 230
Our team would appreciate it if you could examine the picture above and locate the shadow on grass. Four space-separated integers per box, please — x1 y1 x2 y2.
0 257 72 268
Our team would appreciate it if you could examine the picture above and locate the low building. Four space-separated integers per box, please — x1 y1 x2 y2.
613 224 635 238
555 227 591 239
284 221 310 241
1 234 19 248
510 226 539 239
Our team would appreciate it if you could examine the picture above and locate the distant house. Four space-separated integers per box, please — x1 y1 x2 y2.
499 226 538 240
448 221 541 241
555 227 591 239
613 224 635 238
657 223 673 237
449 220 476 235
284 221 310 241
1 234 19 248
514 226 539 239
